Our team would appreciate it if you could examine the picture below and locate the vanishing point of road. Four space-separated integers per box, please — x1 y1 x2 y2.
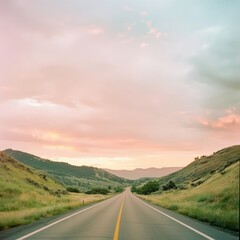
1 188 238 240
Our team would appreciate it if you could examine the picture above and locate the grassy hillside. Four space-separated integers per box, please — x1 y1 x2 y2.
140 162 239 231
158 145 240 188
0 152 112 230
4 149 129 191
137 145 240 232
0 151 67 211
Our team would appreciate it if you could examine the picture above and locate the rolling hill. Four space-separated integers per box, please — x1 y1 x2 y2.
105 167 182 180
0 151 113 230
157 145 240 187
137 145 240 231
4 149 129 191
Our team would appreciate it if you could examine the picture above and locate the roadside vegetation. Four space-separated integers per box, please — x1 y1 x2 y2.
133 146 240 232
138 162 239 231
132 181 159 195
0 193 111 231
85 188 110 195
85 185 124 195
0 152 112 230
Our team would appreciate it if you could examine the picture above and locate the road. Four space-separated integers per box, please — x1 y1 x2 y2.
0 188 238 240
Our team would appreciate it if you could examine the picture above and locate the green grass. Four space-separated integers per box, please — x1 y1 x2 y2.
138 162 239 232
0 152 111 230
0 154 66 212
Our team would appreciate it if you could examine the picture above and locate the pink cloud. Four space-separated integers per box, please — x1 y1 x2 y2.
140 42 148 48
198 112 240 129
87 27 104 35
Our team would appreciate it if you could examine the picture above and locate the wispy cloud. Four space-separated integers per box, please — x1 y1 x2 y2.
87 26 104 35
198 111 240 130
140 11 148 16
147 21 167 39
124 4 134 12
140 42 148 48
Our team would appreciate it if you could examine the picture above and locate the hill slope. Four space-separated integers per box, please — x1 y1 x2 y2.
104 167 182 180
138 145 240 232
0 152 112 230
4 149 129 191
0 151 67 215
158 145 240 187
0 152 66 203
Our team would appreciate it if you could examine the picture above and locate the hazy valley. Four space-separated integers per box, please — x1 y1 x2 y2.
0 145 239 235
4 149 129 193
104 167 183 180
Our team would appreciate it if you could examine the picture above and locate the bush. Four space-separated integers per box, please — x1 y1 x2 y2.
137 181 159 195
67 187 80 193
85 188 110 195
162 180 177 191
114 186 124 193
131 185 138 193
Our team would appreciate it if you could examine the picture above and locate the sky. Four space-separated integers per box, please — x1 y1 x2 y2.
0 0 239 170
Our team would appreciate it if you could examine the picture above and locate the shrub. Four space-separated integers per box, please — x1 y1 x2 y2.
114 186 124 193
85 188 110 195
67 187 80 193
162 180 177 191
137 181 159 195
131 185 138 193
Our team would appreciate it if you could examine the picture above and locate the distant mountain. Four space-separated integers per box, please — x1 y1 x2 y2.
3 149 129 191
104 167 183 180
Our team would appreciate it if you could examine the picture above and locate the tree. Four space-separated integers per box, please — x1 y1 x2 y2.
131 185 137 193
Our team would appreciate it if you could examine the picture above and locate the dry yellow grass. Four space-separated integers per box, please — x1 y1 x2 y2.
0 193 112 230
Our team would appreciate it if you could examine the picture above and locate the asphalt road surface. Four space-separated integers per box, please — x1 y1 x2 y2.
0 188 238 240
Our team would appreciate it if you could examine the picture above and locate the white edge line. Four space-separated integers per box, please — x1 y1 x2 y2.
134 196 215 240
16 196 116 240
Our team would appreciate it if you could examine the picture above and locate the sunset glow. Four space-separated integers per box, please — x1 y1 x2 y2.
0 1 239 169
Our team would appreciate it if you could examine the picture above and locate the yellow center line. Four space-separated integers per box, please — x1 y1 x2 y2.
113 198 125 240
